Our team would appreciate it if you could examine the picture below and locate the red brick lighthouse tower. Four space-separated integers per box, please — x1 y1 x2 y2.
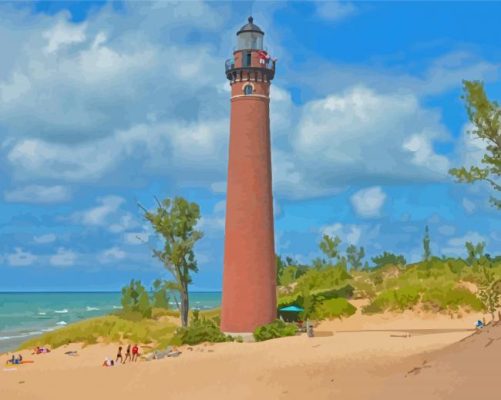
221 17 277 333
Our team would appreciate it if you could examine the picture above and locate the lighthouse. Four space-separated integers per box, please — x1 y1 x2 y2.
221 17 277 334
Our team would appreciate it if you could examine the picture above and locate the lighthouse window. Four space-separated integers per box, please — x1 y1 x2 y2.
243 85 253 95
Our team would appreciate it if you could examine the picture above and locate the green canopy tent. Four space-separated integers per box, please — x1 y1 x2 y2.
278 305 304 322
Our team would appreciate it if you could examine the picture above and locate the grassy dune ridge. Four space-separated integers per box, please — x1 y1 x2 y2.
19 308 220 351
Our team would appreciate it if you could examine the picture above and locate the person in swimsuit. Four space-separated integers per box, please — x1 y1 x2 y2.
116 346 123 364
132 344 139 362
123 344 131 363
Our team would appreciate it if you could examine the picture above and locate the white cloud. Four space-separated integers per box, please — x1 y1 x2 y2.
210 181 226 194
322 223 362 245
43 18 87 54
351 187 387 218
442 231 487 256
277 86 451 199
462 198 476 213
109 213 139 233
4 185 71 204
34 234 57 244
315 1 357 22
100 247 126 263
49 248 77 267
74 196 125 226
6 248 37 267
438 225 455 236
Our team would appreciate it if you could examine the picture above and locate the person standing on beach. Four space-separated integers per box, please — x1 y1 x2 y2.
123 344 131 363
132 344 139 362
116 346 123 364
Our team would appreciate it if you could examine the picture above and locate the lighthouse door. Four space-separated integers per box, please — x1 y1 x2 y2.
243 51 252 67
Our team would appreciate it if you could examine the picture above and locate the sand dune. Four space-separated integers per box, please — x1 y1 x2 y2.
0 311 496 400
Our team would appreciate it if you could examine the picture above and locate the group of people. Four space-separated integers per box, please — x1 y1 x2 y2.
103 344 140 367
6 354 23 365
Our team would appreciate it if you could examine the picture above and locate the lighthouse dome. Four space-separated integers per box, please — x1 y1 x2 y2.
236 16 264 50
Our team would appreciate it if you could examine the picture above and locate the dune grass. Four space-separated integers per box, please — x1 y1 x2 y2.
19 308 221 352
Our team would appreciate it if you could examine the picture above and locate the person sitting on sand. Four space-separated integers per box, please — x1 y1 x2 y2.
123 344 131 363
102 357 114 367
132 344 139 362
116 346 123 364
476 320 484 329
7 355 15 364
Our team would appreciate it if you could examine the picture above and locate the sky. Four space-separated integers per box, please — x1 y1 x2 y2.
0 0 499 292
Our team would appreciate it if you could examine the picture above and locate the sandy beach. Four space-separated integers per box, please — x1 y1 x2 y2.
1 306 496 400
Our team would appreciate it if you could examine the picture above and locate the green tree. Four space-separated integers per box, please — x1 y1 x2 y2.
423 225 431 261
121 279 152 318
346 245 365 270
371 252 406 269
449 81 500 209
141 197 203 328
276 255 289 285
151 279 170 309
465 241 486 266
319 234 342 263
477 266 500 322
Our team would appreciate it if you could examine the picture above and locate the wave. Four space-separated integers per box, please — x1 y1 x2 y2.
112 306 122 309
54 309 68 314
0 330 45 341
86 306 100 312
38 312 47 316
56 321 67 326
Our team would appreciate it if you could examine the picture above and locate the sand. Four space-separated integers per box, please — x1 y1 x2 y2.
0 309 496 400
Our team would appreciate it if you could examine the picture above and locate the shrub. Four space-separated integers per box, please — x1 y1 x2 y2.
314 298 356 319
362 286 420 314
121 279 152 319
422 286 484 312
151 279 170 309
171 310 232 345
253 320 297 342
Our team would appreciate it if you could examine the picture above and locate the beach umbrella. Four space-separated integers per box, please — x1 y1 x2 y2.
279 305 304 312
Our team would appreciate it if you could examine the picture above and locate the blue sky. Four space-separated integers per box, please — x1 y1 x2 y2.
0 1 499 292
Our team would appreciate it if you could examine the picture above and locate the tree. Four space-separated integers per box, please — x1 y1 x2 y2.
477 266 500 322
449 81 500 209
346 245 365 270
319 234 342 263
423 225 431 261
465 241 486 266
371 252 406 269
276 255 287 285
121 279 152 318
151 279 170 309
141 197 203 328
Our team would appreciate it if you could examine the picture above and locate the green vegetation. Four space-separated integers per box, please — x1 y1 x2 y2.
423 225 432 261
449 80 500 209
478 266 501 321
19 313 178 351
277 231 501 321
121 279 153 319
171 310 236 345
314 298 356 319
253 320 297 342
141 196 203 328
371 252 406 269
346 244 365 270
